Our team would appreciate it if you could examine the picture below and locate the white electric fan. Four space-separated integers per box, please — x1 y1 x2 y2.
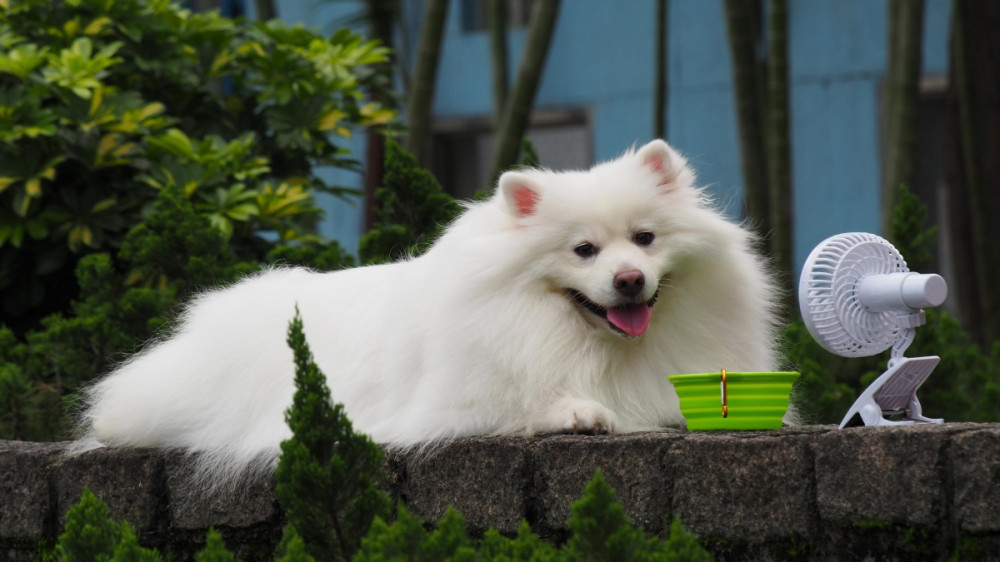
798 232 948 429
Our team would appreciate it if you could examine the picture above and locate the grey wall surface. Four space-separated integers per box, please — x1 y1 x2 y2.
2 424 999 560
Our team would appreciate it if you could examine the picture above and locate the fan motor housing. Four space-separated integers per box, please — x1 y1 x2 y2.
857 272 948 312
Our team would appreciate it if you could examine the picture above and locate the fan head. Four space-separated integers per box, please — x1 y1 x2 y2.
798 233 910 357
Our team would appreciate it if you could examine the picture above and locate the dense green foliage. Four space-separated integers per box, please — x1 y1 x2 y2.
0 0 394 333
0 187 350 441
786 184 1000 424
276 309 392 562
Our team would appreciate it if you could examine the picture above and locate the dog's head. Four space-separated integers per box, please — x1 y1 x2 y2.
497 140 714 338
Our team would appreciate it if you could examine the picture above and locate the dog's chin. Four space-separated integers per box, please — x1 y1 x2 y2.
566 289 660 338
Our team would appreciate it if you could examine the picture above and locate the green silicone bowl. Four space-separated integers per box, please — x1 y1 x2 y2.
667 371 799 430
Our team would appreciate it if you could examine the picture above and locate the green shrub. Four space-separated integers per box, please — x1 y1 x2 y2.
195 529 237 562
276 308 392 562
0 0 395 333
53 487 162 562
274 526 317 562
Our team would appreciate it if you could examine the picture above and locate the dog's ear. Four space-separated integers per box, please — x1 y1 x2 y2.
636 140 692 190
499 172 542 217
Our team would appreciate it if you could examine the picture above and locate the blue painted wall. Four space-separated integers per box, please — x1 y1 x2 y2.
270 0 953 272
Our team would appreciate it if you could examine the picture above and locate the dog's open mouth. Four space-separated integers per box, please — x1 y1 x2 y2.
567 289 660 337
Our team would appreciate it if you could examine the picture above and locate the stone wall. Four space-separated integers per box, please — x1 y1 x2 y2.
2 424 999 560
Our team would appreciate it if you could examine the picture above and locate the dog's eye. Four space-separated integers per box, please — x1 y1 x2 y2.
574 243 598 258
634 231 656 246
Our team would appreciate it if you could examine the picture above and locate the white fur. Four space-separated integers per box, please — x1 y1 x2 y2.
77 140 780 481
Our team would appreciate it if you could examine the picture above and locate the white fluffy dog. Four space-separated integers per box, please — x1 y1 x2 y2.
78 140 779 479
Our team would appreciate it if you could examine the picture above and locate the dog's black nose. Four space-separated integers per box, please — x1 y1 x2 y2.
614 270 645 297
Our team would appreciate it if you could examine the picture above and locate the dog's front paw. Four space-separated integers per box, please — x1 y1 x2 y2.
537 397 617 435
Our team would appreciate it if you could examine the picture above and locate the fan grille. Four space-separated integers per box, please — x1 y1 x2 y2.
799 233 909 357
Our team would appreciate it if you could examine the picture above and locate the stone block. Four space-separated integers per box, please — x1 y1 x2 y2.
164 452 278 530
532 432 681 535
814 425 954 528
402 436 531 535
950 426 1000 533
55 446 164 534
0 440 65 541
669 431 816 542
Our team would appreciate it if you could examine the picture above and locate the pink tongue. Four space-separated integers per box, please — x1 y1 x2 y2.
606 304 652 336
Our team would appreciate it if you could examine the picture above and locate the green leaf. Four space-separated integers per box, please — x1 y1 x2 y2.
83 16 113 36
0 43 47 79
13 188 32 217
24 177 41 197
225 202 258 221
147 128 197 160
0 176 16 193
25 218 47 239
41 37 122 99
0 223 15 246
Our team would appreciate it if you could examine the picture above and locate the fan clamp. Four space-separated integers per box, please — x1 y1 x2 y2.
798 233 949 429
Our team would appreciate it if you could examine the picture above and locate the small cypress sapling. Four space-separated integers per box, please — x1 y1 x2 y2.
53 487 121 561
478 521 559 560
274 525 317 562
358 139 461 264
356 506 480 561
660 518 715 562
354 505 427 561
275 308 392 562
563 470 651 561
889 184 936 273
53 487 162 562
475 137 543 201
422 509 476 560
195 529 236 562
111 523 163 562
562 471 712 561
359 137 543 262
519 137 541 169
265 241 355 272
357 471 709 561
888 183 1000 421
